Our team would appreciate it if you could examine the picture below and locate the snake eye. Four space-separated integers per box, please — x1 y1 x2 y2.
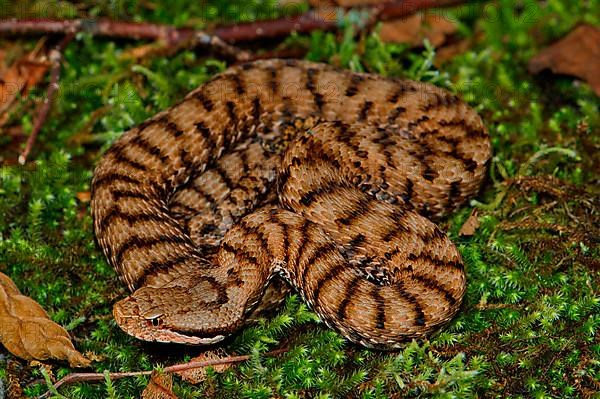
148 317 162 327
144 313 164 327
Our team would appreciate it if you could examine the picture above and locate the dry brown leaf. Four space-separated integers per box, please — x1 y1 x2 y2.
0 43 50 124
0 272 91 368
175 349 232 384
459 209 480 236
142 371 178 399
76 191 91 203
0 53 49 109
379 13 457 47
528 24 600 96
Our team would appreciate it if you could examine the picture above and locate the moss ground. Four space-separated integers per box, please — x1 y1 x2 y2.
0 1 598 398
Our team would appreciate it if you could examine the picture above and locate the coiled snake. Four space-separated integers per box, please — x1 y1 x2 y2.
91 59 490 349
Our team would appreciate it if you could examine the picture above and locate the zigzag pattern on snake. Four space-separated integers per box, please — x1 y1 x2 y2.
91 59 491 349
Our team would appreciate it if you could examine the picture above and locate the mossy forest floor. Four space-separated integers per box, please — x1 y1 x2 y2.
0 1 599 398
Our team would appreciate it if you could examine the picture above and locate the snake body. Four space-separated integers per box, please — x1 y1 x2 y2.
91 59 490 349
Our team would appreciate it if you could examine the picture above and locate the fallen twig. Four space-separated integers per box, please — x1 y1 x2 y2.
18 33 74 165
40 347 288 398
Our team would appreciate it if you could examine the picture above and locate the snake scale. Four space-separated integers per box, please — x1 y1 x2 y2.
91 59 491 349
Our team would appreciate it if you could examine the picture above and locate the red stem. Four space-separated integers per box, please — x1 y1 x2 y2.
18 33 74 165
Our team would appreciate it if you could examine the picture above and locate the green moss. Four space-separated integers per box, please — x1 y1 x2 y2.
1 0 599 398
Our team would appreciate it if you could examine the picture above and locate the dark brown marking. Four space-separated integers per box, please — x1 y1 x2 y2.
157 115 185 138
336 276 361 320
115 235 190 266
345 75 363 97
305 68 318 93
179 149 196 174
401 179 414 204
358 101 373 121
311 251 345 303
93 173 141 191
193 91 214 112
228 73 245 95
298 179 344 207
170 201 198 217
356 150 369 158
438 119 487 139
226 101 239 125
418 225 446 243
195 275 229 306
447 181 461 210
213 163 235 191
108 146 148 172
382 213 410 242
111 189 153 202
130 135 170 164
348 233 366 248
411 274 457 306
145 253 195 274
238 218 272 260
387 82 415 103
99 208 170 233
371 284 386 329
395 282 426 326
222 241 260 267
387 106 407 124
300 241 338 290
266 66 278 93
408 115 430 130
408 252 463 270
335 196 371 226
422 92 457 112
293 220 312 273
187 180 218 207
252 97 262 121
269 211 291 269
194 121 216 149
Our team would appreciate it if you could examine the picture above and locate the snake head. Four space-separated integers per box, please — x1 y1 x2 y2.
113 276 244 345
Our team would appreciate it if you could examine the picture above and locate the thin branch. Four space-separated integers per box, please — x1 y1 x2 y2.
18 33 74 165
40 347 288 398
375 0 469 21
1 0 474 44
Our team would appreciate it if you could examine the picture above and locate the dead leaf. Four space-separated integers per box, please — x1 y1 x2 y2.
379 13 457 47
142 371 178 399
0 42 50 124
528 24 600 96
76 191 91 203
175 348 232 384
0 272 91 368
459 209 480 236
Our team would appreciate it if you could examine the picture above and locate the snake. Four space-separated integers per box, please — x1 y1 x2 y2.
91 59 491 349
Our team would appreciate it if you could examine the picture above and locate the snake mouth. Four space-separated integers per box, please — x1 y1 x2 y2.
113 296 226 345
